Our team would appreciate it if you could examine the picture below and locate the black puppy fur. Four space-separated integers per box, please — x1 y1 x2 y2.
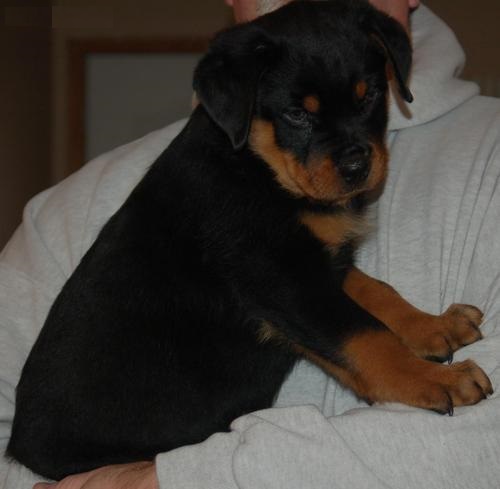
7 0 412 480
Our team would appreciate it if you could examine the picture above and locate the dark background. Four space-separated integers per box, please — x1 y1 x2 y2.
1 0 499 249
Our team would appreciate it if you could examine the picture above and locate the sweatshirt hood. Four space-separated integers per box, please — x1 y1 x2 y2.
388 4 479 131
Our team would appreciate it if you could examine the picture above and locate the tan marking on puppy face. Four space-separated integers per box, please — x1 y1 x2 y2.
331 140 388 206
303 95 320 113
362 141 389 201
249 119 343 201
300 212 369 251
248 119 389 205
355 80 368 100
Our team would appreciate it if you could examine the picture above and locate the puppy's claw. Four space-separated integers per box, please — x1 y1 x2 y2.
484 380 494 396
431 391 454 416
446 392 454 416
445 338 453 364
474 381 487 400
468 321 483 339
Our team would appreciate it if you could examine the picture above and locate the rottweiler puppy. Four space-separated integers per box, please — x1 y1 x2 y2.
7 0 492 480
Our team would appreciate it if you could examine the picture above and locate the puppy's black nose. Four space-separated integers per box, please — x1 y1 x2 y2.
337 144 372 185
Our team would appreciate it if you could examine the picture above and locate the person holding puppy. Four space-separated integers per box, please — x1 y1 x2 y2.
1 0 499 488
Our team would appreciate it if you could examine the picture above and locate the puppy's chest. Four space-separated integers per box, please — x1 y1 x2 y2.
299 211 369 252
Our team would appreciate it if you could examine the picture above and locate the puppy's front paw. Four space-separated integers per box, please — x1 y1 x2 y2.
403 304 484 363
331 329 492 414
442 303 483 342
416 359 493 415
424 304 483 363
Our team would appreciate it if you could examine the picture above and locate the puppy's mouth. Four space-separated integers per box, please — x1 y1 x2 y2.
290 153 383 206
248 119 388 206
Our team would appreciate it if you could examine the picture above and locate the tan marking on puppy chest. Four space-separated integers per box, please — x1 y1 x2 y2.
300 212 368 250
303 95 320 113
248 119 343 201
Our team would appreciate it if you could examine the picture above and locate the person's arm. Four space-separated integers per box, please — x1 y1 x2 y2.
0 192 164 489
157 384 500 489
6 209 499 489
25 351 499 489
0 188 73 488
0 123 184 488
31 462 158 489
3 120 499 489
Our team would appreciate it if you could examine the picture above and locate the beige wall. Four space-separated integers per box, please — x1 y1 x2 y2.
0 0 231 249
51 0 232 181
50 1 500 181
1 1 500 250
0 5 51 248
425 0 500 80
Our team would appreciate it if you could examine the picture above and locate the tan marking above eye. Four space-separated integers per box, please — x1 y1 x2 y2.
355 80 368 100
303 95 320 113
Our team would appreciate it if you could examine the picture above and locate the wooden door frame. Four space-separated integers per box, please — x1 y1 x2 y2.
67 38 208 172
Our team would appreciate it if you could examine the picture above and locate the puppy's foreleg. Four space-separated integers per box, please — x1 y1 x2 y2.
343 267 484 363
265 291 492 413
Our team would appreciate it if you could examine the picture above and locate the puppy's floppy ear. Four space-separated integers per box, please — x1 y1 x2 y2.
364 9 414 103
193 27 278 150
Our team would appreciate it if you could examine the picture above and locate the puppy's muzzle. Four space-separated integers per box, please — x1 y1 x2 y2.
337 144 372 186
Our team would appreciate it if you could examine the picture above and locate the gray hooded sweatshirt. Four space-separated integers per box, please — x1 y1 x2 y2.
1 5 500 488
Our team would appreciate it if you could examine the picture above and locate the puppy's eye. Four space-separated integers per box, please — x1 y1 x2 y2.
361 90 376 104
283 108 310 126
355 80 381 109
359 87 381 111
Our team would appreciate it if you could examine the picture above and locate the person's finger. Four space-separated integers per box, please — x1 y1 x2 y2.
33 469 97 489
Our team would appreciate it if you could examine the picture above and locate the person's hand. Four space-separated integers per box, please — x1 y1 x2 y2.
33 461 158 489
